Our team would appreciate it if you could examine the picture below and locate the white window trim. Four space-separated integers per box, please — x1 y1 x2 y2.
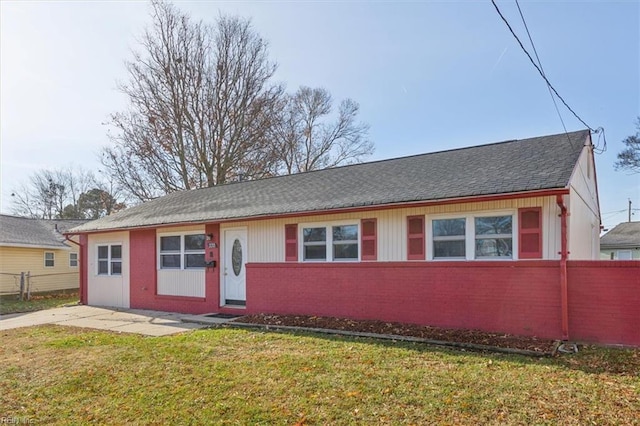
69 252 78 268
44 251 55 268
299 220 361 262
96 243 122 276
157 232 206 271
427 210 519 261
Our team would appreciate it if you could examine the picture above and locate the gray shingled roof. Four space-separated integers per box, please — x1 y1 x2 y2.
0 215 88 249
70 130 590 233
600 222 640 249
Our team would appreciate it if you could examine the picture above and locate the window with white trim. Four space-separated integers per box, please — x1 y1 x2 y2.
97 244 122 276
475 216 513 258
44 252 55 268
159 233 205 269
429 213 515 260
617 250 632 260
301 222 359 262
69 252 78 268
432 218 466 259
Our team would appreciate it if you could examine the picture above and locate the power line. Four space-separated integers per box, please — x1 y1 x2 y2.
514 0 570 136
490 0 596 134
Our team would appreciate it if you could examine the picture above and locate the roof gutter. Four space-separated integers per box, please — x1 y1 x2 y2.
0 242 71 250
556 194 570 341
67 188 571 235
64 235 81 247
600 244 640 250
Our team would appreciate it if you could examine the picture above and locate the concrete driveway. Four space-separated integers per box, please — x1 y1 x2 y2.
0 305 234 336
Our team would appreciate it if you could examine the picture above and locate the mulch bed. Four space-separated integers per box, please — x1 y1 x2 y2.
234 314 558 355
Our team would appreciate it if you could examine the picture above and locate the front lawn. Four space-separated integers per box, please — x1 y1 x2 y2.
1 326 638 424
0 292 79 315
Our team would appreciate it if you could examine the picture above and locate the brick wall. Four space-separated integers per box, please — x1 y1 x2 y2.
568 261 640 346
246 261 564 339
246 261 640 345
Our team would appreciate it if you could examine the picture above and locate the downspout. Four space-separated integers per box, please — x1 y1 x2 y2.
65 234 87 305
556 195 569 341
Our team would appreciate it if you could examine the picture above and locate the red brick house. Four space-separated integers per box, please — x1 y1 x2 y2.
69 130 640 346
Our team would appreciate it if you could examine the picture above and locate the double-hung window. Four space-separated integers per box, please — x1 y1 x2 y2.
69 252 78 268
302 223 359 262
44 252 55 268
97 244 122 275
429 213 515 260
432 218 466 259
159 234 205 269
474 216 513 258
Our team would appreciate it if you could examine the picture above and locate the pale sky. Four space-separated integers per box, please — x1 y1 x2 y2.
1 0 638 230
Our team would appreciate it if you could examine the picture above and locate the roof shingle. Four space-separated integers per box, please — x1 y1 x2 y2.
600 222 640 249
70 130 590 233
0 215 88 248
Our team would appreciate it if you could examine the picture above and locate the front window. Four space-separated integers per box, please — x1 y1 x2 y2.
69 252 78 268
432 218 466 259
159 233 205 269
303 227 327 261
97 244 122 276
302 223 359 262
333 225 358 260
429 213 515 260
475 216 513 258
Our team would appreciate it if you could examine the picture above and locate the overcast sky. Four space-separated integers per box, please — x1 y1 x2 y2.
1 0 638 230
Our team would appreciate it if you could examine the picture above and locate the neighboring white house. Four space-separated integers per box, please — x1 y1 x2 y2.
600 221 640 260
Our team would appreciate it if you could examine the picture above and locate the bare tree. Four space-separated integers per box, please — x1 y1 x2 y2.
272 86 373 174
11 167 95 219
103 1 283 201
10 167 124 219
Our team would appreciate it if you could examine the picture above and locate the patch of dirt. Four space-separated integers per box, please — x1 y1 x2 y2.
235 314 557 355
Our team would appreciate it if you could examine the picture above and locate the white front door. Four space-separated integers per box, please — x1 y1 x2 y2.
222 228 247 306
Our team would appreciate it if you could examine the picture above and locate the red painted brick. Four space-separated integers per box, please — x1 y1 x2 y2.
128 226 223 314
246 261 564 339
567 261 640 346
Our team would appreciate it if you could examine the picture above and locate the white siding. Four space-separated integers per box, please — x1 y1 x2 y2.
157 270 205 297
567 146 601 259
87 231 130 308
224 196 561 263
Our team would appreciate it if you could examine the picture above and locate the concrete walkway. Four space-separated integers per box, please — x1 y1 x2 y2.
0 305 234 336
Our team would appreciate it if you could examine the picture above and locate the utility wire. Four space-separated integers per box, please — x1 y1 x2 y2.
512 0 607 157
491 0 597 134
514 0 570 137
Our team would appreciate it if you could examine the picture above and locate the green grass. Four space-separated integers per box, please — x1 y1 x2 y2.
0 292 78 315
1 325 638 425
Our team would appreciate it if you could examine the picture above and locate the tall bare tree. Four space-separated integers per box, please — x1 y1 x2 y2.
272 86 373 174
103 1 283 201
10 167 115 219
